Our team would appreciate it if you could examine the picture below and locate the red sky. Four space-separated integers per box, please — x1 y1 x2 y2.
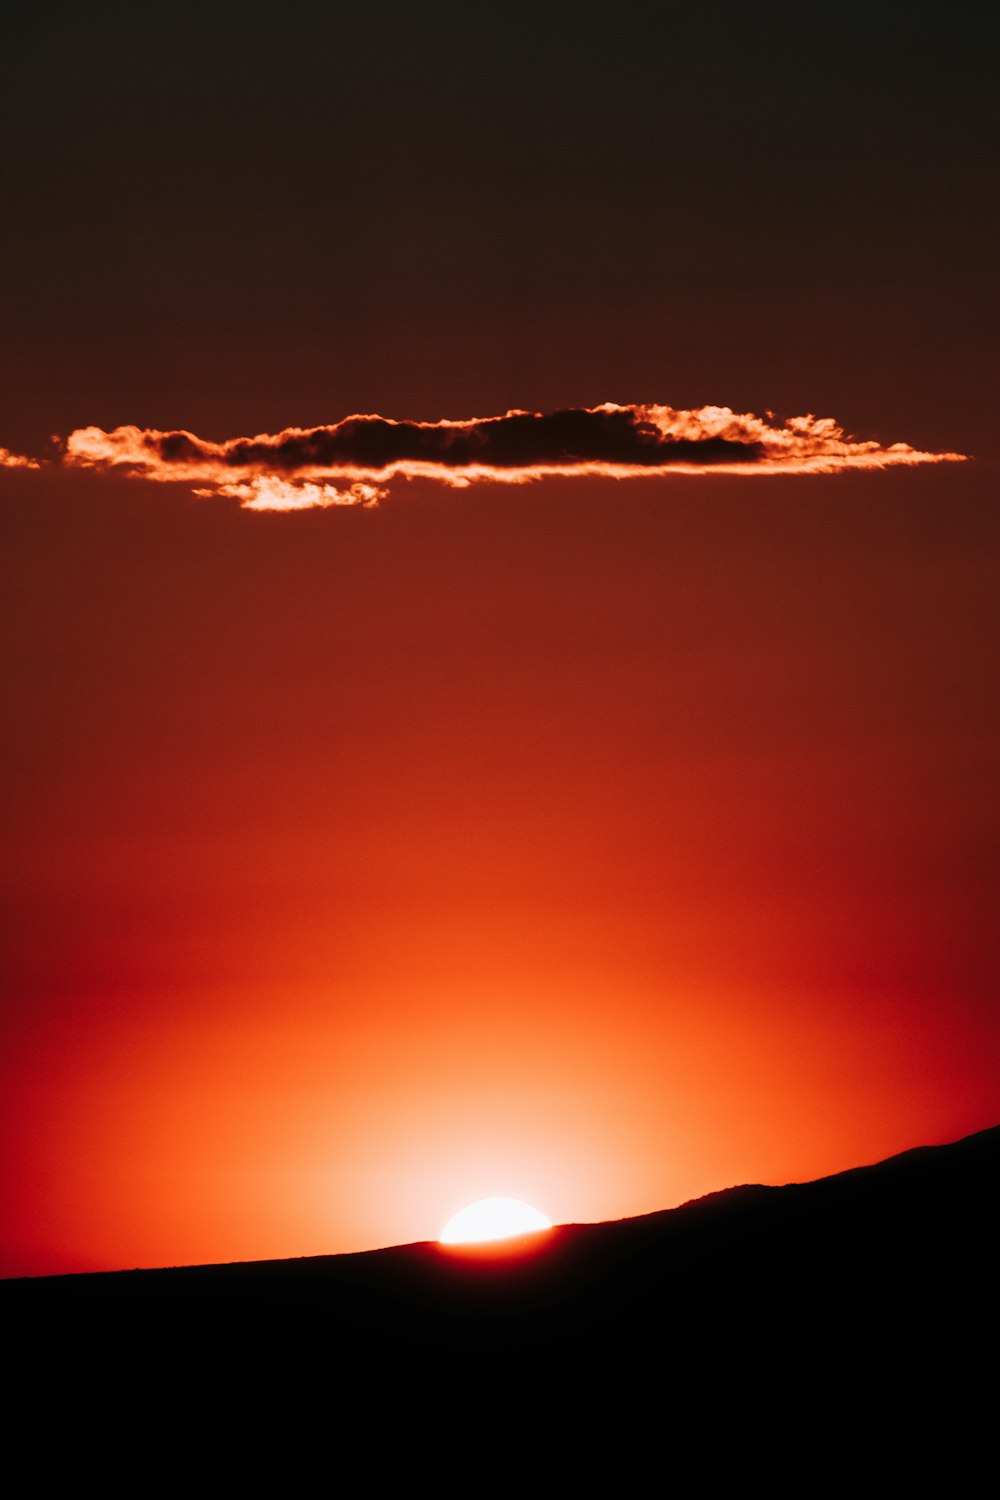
2 4 998 1276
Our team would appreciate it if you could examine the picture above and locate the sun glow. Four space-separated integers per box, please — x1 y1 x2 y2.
439 1197 553 1245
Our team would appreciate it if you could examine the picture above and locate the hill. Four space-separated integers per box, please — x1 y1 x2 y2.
4 1124 997 1475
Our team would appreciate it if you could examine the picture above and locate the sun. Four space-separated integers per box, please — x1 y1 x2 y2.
439 1196 553 1245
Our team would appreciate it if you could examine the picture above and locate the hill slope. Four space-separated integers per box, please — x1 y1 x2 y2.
4 1125 997 1466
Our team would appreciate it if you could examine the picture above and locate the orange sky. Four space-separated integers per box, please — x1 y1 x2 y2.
3 460 998 1276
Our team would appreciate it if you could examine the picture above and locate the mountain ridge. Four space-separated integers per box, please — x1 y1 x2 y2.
10 1121 995 1283
4 1121 996 1474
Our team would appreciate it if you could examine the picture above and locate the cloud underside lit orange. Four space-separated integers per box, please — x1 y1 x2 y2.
4 403 966 511
0 446 40 470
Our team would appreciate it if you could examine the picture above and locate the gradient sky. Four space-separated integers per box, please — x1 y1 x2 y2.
2 2 998 1277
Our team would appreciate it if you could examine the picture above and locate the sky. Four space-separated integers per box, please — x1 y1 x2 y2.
2 2 998 1277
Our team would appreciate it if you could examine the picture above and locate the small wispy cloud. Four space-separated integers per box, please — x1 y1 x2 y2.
193 476 386 511
0 447 41 470
3 405 966 510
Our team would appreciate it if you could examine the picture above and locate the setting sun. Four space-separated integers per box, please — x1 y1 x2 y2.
439 1197 553 1245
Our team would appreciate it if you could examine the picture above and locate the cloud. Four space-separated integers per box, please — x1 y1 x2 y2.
4 405 966 510
0 447 40 470
193 476 385 511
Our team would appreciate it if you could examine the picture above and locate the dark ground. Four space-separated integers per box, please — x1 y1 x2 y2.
5 1124 996 1480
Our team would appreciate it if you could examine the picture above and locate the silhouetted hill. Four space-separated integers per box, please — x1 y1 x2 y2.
5 1125 997 1476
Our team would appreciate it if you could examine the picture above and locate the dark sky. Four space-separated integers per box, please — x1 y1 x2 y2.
3 3 995 447
2 2 998 1275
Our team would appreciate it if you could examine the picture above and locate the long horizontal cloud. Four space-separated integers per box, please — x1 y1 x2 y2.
3 404 965 510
